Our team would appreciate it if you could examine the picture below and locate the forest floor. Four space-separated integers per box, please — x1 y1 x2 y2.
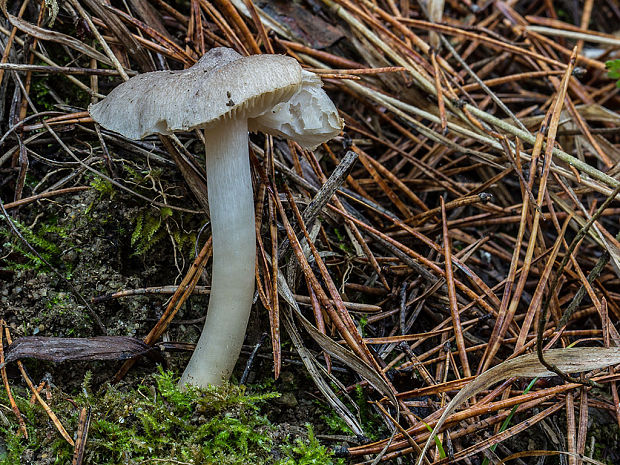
1 0 620 464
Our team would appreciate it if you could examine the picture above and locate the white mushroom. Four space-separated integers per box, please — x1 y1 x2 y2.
89 47 342 387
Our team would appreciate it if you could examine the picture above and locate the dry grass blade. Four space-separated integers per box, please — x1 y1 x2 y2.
279 287 365 435
277 271 397 409
417 348 620 465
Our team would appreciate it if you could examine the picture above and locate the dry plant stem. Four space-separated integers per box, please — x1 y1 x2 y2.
191 0 206 55
526 25 620 47
441 197 470 377
577 385 588 460
460 70 565 91
72 407 91 465
3 186 90 210
180 119 255 387
268 171 280 379
0 321 27 438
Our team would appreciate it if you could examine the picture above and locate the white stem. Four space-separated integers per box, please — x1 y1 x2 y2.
179 118 255 387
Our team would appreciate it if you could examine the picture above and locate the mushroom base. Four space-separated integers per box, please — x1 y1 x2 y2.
179 118 256 388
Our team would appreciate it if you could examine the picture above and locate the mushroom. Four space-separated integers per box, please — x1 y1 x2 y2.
89 47 342 387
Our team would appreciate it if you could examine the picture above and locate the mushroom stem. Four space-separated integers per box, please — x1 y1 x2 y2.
179 118 256 387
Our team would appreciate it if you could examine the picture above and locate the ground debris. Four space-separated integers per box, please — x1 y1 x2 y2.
2 336 159 365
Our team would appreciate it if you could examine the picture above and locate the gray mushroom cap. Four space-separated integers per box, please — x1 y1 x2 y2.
89 47 343 148
89 48 301 140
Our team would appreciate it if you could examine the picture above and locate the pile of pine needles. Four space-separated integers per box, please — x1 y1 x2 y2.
1 0 620 463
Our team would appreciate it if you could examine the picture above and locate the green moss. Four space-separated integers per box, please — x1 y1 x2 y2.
606 59 620 88
90 176 116 200
0 214 71 274
0 369 344 465
131 207 197 257
279 424 340 465
31 78 56 111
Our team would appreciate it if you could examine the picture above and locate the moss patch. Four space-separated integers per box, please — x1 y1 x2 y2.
0 369 344 465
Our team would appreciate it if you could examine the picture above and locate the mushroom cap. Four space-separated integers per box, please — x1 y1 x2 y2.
249 70 343 150
89 48 303 140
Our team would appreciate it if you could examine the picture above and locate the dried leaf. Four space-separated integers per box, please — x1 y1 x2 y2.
3 336 158 366
416 348 620 465
257 1 344 49
281 306 365 436
230 0 292 41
